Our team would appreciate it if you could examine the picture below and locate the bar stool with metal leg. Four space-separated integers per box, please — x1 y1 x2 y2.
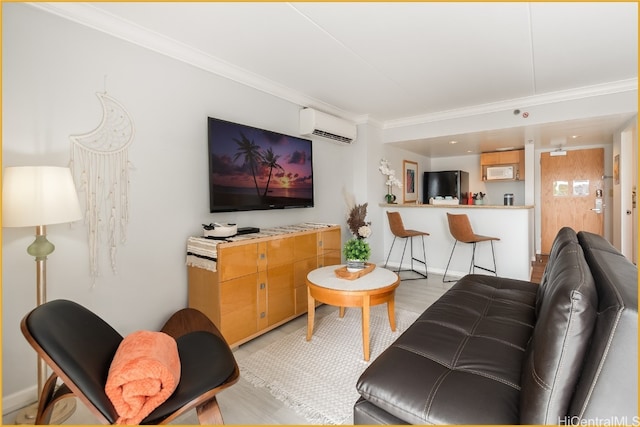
384 211 429 279
443 213 499 283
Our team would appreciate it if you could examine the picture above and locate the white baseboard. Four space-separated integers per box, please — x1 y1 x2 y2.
2 386 36 415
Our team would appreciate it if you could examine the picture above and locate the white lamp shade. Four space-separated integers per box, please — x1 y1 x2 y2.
2 166 83 227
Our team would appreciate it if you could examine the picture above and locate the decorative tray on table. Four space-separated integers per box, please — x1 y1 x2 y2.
334 263 375 280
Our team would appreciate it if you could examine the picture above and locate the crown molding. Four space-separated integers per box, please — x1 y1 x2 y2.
27 3 637 131
383 78 638 129
27 2 361 123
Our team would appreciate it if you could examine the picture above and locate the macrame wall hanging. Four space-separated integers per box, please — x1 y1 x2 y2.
70 92 135 282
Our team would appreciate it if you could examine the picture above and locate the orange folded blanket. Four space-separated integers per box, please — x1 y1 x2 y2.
105 330 181 425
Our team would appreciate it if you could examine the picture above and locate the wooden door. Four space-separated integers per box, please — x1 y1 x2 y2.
294 233 317 260
218 243 258 281
318 228 342 267
541 148 604 254
294 257 317 314
220 274 258 344
266 264 294 326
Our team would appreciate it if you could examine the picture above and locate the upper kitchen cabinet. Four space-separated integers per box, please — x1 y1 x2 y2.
480 149 525 181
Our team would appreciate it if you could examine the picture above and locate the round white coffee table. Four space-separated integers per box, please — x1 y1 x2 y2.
306 264 400 361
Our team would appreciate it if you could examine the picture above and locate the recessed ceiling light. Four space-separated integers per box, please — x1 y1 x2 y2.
449 140 458 144
571 135 581 139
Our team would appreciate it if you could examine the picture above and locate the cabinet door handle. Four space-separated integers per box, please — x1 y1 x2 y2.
260 283 265 289
260 312 266 318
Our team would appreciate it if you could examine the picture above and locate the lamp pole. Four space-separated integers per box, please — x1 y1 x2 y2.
16 224 78 425
27 225 54 398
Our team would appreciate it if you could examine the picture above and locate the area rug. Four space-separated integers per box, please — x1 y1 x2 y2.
238 305 420 424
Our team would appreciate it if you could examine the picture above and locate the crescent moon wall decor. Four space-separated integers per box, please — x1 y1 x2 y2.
70 92 135 281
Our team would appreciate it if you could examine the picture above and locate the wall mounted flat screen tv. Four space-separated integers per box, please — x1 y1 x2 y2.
208 117 314 213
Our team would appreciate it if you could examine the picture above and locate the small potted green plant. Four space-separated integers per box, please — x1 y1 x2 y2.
344 237 371 271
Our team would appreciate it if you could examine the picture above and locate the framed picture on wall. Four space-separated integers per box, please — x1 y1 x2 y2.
403 160 418 203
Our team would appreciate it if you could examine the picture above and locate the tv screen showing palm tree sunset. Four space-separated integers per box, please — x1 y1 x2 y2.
208 117 314 212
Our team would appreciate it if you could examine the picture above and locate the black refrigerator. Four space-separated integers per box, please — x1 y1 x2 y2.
423 170 469 202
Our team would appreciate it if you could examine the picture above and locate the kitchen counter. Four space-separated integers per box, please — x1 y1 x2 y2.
381 204 534 281
381 203 534 209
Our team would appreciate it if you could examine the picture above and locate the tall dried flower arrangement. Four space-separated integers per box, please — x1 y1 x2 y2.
347 203 372 239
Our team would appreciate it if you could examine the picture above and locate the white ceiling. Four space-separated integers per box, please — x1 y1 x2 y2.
33 2 638 157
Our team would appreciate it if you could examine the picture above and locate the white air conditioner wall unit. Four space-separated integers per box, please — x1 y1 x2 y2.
299 108 357 144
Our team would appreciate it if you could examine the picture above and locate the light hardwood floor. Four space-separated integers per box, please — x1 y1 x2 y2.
3 271 453 425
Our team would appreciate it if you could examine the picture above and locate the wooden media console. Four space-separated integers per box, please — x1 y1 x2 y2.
187 223 341 347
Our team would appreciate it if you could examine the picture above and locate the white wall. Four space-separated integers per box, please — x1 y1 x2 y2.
1 3 372 407
632 121 638 263
612 115 638 260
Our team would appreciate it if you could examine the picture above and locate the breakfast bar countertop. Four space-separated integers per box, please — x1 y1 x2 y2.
380 204 534 281
380 203 534 209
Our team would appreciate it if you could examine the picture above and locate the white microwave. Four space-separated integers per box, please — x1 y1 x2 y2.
485 165 514 180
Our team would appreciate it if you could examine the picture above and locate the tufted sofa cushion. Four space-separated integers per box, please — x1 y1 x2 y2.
535 227 580 317
568 231 638 421
356 274 538 424
519 240 597 424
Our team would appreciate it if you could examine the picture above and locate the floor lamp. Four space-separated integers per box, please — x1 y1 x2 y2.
2 166 83 424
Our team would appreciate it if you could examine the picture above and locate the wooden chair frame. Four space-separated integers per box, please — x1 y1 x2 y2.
21 304 239 425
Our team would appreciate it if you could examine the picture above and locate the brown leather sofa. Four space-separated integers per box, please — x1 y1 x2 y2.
355 228 637 425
